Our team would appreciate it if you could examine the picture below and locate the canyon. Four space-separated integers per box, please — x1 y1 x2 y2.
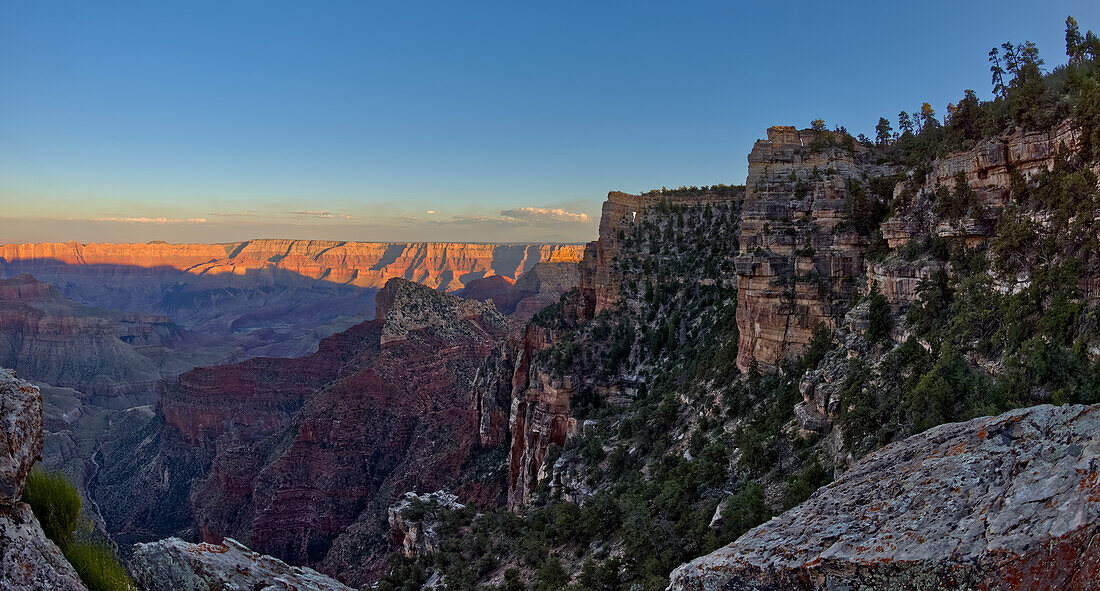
4 119 1100 591
0 240 582 360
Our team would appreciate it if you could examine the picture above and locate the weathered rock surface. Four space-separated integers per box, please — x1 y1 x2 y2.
1 503 89 591
131 537 352 591
669 403 1100 591
882 120 1088 249
387 491 465 559
0 368 88 591
0 368 42 504
735 127 896 372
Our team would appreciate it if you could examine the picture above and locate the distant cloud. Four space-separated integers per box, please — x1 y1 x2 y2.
426 210 437 214
92 217 208 224
499 207 591 224
286 210 354 219
210 212 259 217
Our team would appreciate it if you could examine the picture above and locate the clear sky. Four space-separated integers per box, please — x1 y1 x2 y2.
2 0 1098 244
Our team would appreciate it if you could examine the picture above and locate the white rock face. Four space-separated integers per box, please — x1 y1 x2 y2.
131 537 353 591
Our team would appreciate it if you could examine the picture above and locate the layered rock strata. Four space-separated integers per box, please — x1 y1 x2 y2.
669 403 1100 591
735 127 896 372
146 278 510 587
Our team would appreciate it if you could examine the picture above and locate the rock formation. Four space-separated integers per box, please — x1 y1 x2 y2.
475 189 742 511
0 368 89 591
387 491 465 559
456 260 579 320
115 278 511 586
576 191 733 319
669 403 1100 591
131 537 352 591
734 127 896 372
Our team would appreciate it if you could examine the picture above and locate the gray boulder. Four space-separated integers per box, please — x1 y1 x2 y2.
669 404 1100 591
131 537 353 591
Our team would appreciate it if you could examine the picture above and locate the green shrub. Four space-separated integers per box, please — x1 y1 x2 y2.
23 466 135 591
63 541 136 591
22 466 81 548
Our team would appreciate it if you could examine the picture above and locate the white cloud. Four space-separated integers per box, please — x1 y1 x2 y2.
499 207 591 224
92 217 208 224
286 210 354 219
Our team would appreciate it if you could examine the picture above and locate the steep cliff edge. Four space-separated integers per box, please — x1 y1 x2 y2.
669 403 1100 591
734 127 896 372
475 188 743 511
0 368 89 591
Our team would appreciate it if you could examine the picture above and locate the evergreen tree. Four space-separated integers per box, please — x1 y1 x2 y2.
875 117 893 146
898 111 913 135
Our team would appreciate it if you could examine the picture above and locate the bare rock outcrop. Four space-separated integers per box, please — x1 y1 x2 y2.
387 491 464 559
735 127 896 372
131 537 352 591
0 368 88 591
669 403 1100 591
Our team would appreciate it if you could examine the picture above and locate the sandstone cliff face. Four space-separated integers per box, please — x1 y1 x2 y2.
880 120 1088 250
576 191 733 319
735 127 896 372
669 403 1100 591
457 260 579 321
131 537 352 591
0 368 89 591
0 240 582 292
148 278 511 587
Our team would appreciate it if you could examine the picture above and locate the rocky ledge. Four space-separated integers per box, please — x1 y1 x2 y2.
0 368 88 591
669 403 1100 591
131 537 352 591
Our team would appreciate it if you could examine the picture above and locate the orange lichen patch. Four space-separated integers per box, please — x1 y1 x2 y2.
188 542 229 554
1076 468 1100 502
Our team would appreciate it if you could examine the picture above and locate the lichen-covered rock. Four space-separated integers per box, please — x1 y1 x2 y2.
131 537 352 591
0 368 88 591
387 491 464 559
0 368 41 504
1 503 88 591
669 404 1100 591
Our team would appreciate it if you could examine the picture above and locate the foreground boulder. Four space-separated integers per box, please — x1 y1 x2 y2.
670 404 1100 591
131 537 353 591
0 368 88 591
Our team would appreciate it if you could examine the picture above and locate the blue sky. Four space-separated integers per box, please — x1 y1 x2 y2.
2 0 1098 243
